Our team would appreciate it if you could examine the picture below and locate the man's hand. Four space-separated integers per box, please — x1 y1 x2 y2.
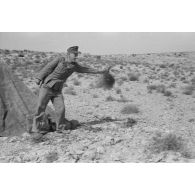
35 78 42 86
102 66 112 74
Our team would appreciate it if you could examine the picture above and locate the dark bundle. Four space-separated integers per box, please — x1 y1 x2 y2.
96 67 115 90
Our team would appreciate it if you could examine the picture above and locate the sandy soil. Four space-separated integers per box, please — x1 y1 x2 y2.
0 49 195 162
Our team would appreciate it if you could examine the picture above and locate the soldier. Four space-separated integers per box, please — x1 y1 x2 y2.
32 46 108 133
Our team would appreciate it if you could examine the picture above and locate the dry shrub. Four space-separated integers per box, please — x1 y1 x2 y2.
106 95 116 101
45 151 58 163
128 72 140 81
34 59 40 64
115 88 122 94
182 85 194 95
120 76 128 81
73 79 81 86
124 118 137 128
148 132 191 158
159 64 166 68
64 87 76 95
191 76 195 84
117 80 124 86
147 84 172 96
93 94 99 98
121 104 139 114
163 90 173 97
117 95 129 103
155 84 166 93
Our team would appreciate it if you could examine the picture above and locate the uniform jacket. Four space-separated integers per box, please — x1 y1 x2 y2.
36 56 101 92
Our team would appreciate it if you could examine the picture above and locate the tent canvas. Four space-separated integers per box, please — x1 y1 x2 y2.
0 62 55 137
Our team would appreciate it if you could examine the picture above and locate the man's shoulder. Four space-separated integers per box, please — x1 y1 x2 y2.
55 56 66 62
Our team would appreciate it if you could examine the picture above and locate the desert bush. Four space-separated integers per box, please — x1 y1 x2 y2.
191 76 195 84
115 88 122 94
148 132 191 158
121 104 139 114
4 50 10 55
77 73 84 78
117 95 129 103
169 83 176 88
34 59 40 64
64 87 77 95
120 76 127 82
106 95 116 101
162 89 173 97
159 64 166 68
93 94 99 98
18 53 24 57
143 78 149 83
156 84 166 93
45 151 58 163
124 118 137 128
117 80 124 86
182 85 194 95
128 72 140 81
147 84 166 94
73 79 81 86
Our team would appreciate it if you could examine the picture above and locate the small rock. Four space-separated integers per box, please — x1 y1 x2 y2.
96 146 105 154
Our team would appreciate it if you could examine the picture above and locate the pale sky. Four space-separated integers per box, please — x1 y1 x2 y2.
0 32 195 55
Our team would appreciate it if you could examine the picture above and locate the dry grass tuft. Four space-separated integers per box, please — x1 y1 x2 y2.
106 95 116 101
45 151 58 163
121 104 139 114
148 132 192 158
128 72 140 81
182 85 195 95
64 87 77 95
73 79 81 86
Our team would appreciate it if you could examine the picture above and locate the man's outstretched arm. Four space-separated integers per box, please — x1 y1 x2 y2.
75 64 109 74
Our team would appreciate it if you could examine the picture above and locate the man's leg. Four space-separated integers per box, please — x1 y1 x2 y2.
52 93 69 130
32 86 52 132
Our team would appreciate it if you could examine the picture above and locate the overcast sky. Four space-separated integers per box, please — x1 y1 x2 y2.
0 32 195 55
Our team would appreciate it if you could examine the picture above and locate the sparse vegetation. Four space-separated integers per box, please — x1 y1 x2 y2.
148 132 191 158
147 84 173 96
117 95 129 103
1 49 195 162
64 87 77 95
106 95 116 101
45 151 58 163
124 118 137 128
73 79 81 86
121 104 139 114
128 72 139 81
182 84 194 95
93 94 99 98
115 88 122 94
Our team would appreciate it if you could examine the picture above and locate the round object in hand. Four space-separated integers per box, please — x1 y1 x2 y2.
97 72 115 90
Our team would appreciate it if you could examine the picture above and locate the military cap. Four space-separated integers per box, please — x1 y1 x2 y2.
67 46 81 54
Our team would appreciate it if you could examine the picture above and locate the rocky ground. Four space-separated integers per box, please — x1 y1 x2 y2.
0 49 195 162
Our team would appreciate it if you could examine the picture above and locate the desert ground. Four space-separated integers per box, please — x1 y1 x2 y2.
0 49 195 162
